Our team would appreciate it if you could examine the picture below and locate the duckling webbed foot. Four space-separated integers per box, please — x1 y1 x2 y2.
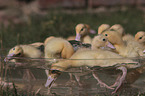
92 71 114 90
111 66 127 94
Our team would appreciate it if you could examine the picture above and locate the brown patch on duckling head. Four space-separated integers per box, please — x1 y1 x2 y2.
135 31 145 44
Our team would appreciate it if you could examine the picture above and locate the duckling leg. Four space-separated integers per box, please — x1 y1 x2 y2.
65 73 77 86
74 75 84 87
23 69 36 81
111 66 127 94
110 74 121 87
92 71 114 90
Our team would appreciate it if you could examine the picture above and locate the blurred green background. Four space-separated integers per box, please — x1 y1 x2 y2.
0 6 145 50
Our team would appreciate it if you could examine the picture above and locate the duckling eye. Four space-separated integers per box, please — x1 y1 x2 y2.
51 70 60 74
139 37 142 39
17 53 21 56
105 34 108 36
81 28 84 31
102 39 106 41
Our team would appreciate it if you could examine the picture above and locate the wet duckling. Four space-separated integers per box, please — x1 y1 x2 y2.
45 47 140 94
44 37 74 59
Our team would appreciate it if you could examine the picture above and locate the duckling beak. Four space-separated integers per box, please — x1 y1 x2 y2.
45 75 57 88
89 29 96 34
106 42 116 49
4 53 15 62
45 69 61 88
75 33 81 41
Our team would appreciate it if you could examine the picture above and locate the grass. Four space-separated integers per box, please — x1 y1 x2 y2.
0 6 145 95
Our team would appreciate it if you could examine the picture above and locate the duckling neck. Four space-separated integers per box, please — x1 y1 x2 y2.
51 60 71 71
114 42 126 53
91 45 100 50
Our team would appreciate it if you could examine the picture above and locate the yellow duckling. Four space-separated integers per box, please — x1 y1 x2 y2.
44 37 74 59
4 45 44 80
98 24 110 34
66 34 115 87
46 47 140 94
91 34 115 50
44 36 55 46
110 24 134 42
135 31 145 48
5 45 43 62
67 24 93 44
102 30 144 57
110 24 124 36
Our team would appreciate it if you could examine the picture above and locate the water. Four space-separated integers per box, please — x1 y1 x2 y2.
0 56 145 96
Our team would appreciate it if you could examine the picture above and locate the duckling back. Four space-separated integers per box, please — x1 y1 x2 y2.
20 45 43 58
45 38 74 59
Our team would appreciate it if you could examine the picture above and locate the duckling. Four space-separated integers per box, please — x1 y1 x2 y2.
67 24 96 43
67 24 96 42
135 31 145 48
68 24 92 44
66 34 115 87
91 34 115 50
44 37 74 59
4 45 43 80
98 24 110 34
102 30 144 57
5 45 43 62
110 24 135 42
45 48 140 94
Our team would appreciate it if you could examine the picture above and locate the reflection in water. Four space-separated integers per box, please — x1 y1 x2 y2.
0 56 145 95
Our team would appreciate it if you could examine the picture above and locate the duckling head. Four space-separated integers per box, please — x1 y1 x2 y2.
102 30 124 45
135 31 145 44
45 69 61 88
5 46 23 61
75 24 88 41
45 60 69 88
110 24 124 36
98 24 110 34
92 34 108 49
92 34 115 50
